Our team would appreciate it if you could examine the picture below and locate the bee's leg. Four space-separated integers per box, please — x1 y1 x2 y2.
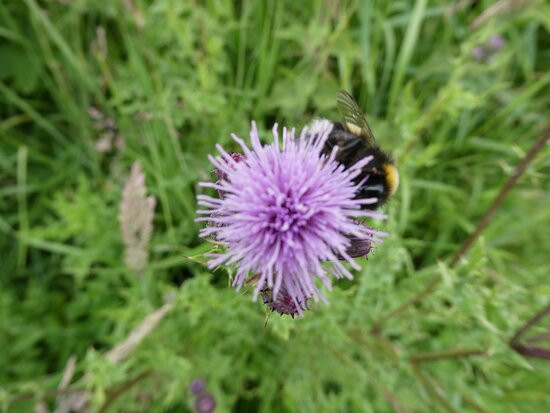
340 138 363 152
329 130 363 153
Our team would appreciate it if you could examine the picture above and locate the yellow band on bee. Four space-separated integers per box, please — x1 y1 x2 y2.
383 164 399 196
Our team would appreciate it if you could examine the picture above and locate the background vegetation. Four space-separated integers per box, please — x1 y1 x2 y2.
1 0 549 411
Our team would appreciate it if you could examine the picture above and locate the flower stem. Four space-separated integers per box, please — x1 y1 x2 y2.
409 347 487 364
509 303 550 360
370 272 441 334
450 125 550 267
411 364 460 413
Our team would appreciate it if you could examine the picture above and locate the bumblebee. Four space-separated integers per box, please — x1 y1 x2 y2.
315 91 399 210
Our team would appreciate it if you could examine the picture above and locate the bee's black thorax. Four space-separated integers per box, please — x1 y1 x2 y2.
322 122 395 210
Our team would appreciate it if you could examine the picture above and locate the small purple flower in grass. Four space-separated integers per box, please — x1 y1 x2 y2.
471 46 485 61
189 378 206 395
488 35 504 51
472 34 505 63
196 122 386 314
195 393 216 413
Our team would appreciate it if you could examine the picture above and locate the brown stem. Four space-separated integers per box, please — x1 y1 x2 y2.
10 387 74 405
370 273 441 334
411 364 459 413
510 343 550 360
510 303 550 345
525 330 550 344
461 393 491 413
509 303 550 360
451 126 550 266
410 347 487 364
407 355 490 413
383 389 413 413
99 371 153 413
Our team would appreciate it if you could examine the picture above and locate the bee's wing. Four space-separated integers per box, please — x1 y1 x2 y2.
336 90 377 147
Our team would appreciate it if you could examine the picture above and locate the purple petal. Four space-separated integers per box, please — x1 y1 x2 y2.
197 122 387 311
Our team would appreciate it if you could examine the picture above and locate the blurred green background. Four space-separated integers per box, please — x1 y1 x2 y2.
1 0 550 412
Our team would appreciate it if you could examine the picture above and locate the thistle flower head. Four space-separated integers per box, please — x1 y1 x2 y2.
471 34 505 63
189 378 206 395
195 393 216 413
197 122 385 313
488 34 504 51
471 46 486 61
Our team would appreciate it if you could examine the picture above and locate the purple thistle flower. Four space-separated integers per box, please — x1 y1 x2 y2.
196 122 385 313
189 378 206 395
488 35 504 51
195 393 216 413
471 35 505 63
471 46 485 61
